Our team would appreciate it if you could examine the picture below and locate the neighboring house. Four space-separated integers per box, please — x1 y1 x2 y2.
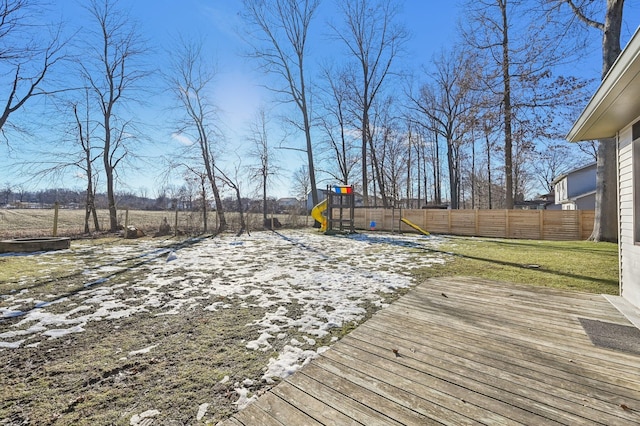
515 192 558 210
306 189 329 212
567 27 640 310
551 162 597 210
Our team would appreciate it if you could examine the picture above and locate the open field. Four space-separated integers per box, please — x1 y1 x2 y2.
0 209 308 239
0 228 619 424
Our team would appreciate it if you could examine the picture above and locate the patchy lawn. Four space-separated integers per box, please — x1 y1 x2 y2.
0 229 448 425
412 236 619 295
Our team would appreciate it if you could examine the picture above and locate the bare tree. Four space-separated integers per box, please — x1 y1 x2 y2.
550 0 624 242
317 65 359 185
1 182 12 205
533 142 584 194
166 36 227 233
247 106 280 223
292 164 310 209
80 0 149 232
242 0 320 206
0 0 66 139
178 166 210 233
216 162 248 236
330 0 407 206
462 0 589 209
71 89 101 233
374 104 408 206
12 85 102 233
409 48 479 209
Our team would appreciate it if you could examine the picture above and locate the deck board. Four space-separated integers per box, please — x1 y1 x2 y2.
220 277 640 425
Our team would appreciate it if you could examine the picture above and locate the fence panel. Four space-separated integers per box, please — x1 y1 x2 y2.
354 208 595 241
477 209 507 238
425 210 451 234
507 210 542 239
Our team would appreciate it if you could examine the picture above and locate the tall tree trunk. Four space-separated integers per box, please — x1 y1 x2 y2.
590 0 623 242
500 0 514 209
300 67 318 207
471 132 476 209
447 136 459 209
84 187 92 234
406 132 412 207
206 167 226 233
486 131 493 209
361 104 369 206
369 134 389 207
434 130 442 204
103 116 118 232
262 173 268 222
234 185 246 236
201 178 208 233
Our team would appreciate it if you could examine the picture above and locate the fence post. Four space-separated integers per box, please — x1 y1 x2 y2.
577 211 583 240
392 207 397 233
505 209 510 238
423 208 428 232
539 210 544 240
52 202 59 237
174 208 179 237
475 209 480 236
124 208 129 231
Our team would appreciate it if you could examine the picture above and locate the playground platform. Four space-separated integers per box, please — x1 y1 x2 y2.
221 277 640 425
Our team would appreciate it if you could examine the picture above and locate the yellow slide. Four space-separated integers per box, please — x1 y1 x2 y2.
311 199 328 231
400 218 430 236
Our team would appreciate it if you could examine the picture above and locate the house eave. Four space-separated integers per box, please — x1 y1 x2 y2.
567 26 640 142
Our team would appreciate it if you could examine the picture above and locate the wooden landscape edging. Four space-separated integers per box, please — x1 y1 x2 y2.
352 208 594 241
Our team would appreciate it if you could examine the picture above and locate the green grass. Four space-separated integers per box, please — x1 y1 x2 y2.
410 236 619 295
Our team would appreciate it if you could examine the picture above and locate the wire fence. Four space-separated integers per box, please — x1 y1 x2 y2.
0 207 311 239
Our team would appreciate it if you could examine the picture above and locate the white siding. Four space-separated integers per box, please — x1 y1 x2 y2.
619 122 640 308
555 179 568 203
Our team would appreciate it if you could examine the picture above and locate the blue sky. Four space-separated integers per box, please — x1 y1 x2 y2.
2 0 640 199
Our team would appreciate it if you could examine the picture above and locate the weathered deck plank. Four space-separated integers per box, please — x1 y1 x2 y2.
221 277 640 425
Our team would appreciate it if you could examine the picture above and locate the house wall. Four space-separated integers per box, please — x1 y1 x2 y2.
574 193 596 210
618 122 640 308
567 165 596 199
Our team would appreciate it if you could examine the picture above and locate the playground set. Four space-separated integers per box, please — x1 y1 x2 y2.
310 185 430 236
311 185 356 234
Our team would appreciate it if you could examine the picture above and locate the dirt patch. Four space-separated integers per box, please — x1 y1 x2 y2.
0 229 448 424
2 302 271 425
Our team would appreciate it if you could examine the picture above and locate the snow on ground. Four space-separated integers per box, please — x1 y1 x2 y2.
1 229 449 402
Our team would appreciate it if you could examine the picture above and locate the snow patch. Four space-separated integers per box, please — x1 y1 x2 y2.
129 345 158 356
43 324 86 339
232 387 257 410
262 344 321 383
130 409 160 425
196 403 209 421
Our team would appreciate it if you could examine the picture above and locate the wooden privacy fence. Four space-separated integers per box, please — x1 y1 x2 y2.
352 208 595 241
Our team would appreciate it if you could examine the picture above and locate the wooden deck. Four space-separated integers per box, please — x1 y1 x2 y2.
221 277 640 425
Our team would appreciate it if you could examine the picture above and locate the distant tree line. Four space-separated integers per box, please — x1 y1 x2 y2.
0 184 302 214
